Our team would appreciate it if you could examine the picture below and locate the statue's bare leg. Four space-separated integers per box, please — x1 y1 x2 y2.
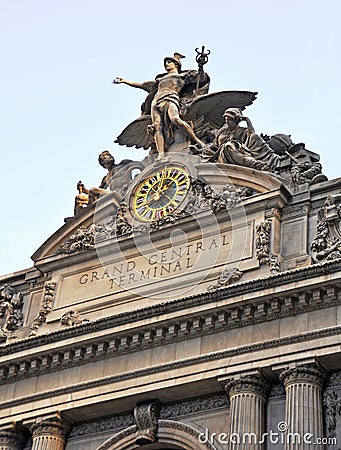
168 103 204 148
151 108 165 158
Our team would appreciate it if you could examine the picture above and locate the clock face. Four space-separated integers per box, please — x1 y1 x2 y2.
132 165 191 222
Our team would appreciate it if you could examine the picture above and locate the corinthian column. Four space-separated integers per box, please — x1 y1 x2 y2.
31 416 69 450
224 375 271 450
279 364 326 450
0 424 28 450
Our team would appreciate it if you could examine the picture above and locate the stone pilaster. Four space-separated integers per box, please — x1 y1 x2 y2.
279 364 326 450
0 424 28 450
224 374 271 450
30 416 69 450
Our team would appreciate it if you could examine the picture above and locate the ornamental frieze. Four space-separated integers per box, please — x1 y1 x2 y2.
60 179 254 256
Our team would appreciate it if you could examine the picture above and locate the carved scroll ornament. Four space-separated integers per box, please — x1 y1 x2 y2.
134 401 161 445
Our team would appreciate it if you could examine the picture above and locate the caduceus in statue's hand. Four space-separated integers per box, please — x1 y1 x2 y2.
195 45 211 69
113 50 211 159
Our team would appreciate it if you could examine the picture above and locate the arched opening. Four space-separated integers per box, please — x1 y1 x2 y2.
96 420 222 450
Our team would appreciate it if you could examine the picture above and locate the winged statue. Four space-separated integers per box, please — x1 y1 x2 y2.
115 90 258 151
113 48 257 157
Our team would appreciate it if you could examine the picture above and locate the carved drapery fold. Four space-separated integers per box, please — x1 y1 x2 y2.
279 365 326 450
224 374 271 450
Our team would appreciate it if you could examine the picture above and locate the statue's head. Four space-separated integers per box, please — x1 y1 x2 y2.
223 108 243 122
98 150 115 169
164 52 185 72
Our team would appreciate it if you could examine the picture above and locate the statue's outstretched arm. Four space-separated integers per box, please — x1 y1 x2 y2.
113 77 155 92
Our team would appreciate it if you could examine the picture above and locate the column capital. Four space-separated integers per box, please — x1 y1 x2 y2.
223 374 271 399
30 415 70 441
279 364 327 388
0 423 29 450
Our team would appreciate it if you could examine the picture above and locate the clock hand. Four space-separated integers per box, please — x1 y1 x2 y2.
138 191 158 207
159 167 169 190
146 189 165 205
160 193 174 203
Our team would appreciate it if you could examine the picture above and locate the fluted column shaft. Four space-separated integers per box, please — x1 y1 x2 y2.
280 365 326 450
225 375 271 450
31 417 68 450
0 424 28 450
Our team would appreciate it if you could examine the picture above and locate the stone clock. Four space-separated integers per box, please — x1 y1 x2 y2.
131 165 191 222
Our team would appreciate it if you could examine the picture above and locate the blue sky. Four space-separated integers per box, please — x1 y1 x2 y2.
1 0 340 275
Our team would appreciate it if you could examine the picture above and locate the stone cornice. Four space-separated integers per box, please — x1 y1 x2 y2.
1 258 341 357
1 326 339 410
0 276 340 385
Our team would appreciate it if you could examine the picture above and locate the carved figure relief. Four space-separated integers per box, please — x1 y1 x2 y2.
30 282 56 336
0 284 24 339
60 310 89 327
311 194 341 261
323 390 341 438
59 226 96 254
207 267 243 292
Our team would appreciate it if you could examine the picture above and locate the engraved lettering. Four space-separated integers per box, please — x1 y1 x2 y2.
128 272 137 283
160 264 171 275
222 234 230 246
160 251 168 263
173 261 182 271
209 238 218 249
126 261 135 271
113 263 123 274
79 274 88 284
91 271 100 282
149 254 157 265
140 269 151 280
186 257 193 268
196 242 206 252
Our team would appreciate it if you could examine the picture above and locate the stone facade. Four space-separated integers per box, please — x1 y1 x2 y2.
0 152 341 450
